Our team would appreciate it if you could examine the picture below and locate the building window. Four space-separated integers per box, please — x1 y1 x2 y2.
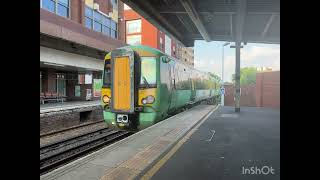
159 37 164 51
111 0 117 6
41 0 70 18
94 11 103 32
111 20 117 38
103 17 111 36
126 35 141 45
126 19 141 34
85 6 117 39
94 21 102 32
85 7 93 28
42 0 55 13
57 0 69 17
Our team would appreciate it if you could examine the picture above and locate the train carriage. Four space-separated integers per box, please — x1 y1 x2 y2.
101 45 220 131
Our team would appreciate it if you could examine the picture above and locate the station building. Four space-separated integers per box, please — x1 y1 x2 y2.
40 0 126 103
123 4 194 66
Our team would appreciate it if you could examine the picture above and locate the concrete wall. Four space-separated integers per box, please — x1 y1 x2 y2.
40 46 103 70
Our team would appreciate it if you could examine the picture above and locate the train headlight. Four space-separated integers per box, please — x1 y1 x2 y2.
141 95 155 104
103 95 110 103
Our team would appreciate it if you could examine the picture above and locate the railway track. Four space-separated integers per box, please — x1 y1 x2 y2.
40 128 132 175
40 120 105 138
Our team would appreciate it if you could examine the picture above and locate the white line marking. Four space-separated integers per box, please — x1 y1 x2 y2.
206 129 216 142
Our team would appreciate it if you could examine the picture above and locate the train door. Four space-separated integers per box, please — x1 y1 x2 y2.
168 63 176 111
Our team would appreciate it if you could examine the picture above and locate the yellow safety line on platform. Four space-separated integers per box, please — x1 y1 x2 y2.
140 105 219 180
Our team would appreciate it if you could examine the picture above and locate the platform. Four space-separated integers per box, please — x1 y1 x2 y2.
40 100 101 114
147 106 280 180
41 105 279 180
40 104 217 180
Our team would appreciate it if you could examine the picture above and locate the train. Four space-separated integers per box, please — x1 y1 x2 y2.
101 45 221 131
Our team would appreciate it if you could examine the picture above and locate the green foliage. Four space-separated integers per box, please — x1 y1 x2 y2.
208 72 221 82
232 67 257 85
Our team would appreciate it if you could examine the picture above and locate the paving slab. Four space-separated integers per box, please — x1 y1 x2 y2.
40 100 101 114
150 106 280 180
40 105 217 180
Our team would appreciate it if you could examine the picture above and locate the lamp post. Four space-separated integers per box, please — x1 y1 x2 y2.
221 42 230 106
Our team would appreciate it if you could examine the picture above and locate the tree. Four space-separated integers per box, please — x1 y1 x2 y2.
208 72 221 82
232 67 257 85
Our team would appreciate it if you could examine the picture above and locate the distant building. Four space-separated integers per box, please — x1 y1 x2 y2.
256 67 273 72
178 47 194 66
124 4 194 66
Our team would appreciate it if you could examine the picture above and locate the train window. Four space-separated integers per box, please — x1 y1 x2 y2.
103 61 111 87
140 57 157 88
160 61 170 88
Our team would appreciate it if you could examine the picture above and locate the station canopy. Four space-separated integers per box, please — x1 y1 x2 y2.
122 0 280 46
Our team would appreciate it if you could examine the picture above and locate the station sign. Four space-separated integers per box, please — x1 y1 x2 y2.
220 87 225 95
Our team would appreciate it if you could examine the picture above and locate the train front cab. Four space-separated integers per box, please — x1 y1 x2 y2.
101 46 160 131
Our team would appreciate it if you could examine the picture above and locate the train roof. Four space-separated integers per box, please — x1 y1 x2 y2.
112 45 216 78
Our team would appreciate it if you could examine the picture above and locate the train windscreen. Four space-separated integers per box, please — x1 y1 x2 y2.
140 57 156 88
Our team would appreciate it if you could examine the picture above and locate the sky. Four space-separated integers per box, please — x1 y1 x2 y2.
194 41 280 82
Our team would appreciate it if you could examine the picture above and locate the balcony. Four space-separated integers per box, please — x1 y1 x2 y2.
40 8 126 54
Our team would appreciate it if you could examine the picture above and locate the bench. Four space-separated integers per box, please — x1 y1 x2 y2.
40 92 67 104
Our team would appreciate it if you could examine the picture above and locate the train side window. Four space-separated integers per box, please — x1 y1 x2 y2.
160 61 171 89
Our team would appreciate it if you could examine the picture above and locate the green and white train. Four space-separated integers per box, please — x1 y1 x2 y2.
101 45 221 131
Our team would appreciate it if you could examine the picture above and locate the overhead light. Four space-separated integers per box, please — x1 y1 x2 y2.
43 62 66 67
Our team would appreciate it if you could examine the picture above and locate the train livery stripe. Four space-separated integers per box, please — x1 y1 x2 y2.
114 56 131 110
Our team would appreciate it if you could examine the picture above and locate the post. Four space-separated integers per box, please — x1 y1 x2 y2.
221 42 229 106
235 41 241 112
221 45 224 106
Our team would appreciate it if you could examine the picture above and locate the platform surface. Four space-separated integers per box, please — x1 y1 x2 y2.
40 100 101 114
40 105 217 180
149 106 280 180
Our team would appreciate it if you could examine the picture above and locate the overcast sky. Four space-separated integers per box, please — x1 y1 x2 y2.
194 41 280 82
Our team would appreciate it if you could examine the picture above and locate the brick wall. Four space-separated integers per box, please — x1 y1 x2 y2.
40 106 103 134
117 1 125 42
42 69 102 101
70 0 84 24
256 71 280 107
224 71 280 108
47 69 57 93
224 84 235 106
40 3 125 52
94 0 109 14
157 30 165 52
